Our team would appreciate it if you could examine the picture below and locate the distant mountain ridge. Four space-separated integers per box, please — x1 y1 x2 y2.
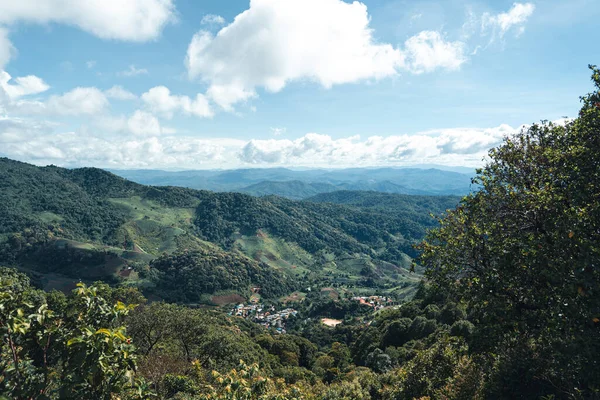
111 166 475 198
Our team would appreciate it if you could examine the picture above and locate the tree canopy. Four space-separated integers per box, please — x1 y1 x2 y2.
419 65 600 398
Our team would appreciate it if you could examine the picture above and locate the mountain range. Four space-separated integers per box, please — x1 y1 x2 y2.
111 166 475 199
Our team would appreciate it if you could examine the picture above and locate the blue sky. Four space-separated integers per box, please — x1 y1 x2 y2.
0 0 597 169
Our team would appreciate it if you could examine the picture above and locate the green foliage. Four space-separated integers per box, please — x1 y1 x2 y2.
0 159 130 243
127 303 272 375
449 320 474 339
194 191 456 261
381 318 412 348
5 66 600 400
195 360 310 400
0 267 151 399
381 336 469 400
418 65 600 398
148 250 293 301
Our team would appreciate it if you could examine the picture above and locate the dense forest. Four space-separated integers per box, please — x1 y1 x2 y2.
149 250 294 302
193 191 458 258
1 66 600 399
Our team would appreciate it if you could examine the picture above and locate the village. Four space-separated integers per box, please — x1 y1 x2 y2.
230 303 298 334
229 295 399 333
350 295 397 311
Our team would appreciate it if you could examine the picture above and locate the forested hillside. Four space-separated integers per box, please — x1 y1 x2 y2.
195 192 459 260
0 157 455 302
239 180 340 200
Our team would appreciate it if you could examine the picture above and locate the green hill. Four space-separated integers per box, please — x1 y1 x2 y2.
240 180 339 200
0 158 459 302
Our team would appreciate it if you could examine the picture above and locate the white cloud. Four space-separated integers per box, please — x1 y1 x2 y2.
141 86 213 118
0 0 176 42
0 71 50 99
0 27 15 69
483 3 535 38
0 116 522 169
105 85 137 100
94 111 173 137
186 0 407 110
127 110 163 136
47 87 109 115
404 31 466 74
118 65 149 77
186 0 471 111
0 116 56 144
86 60 97 69
205 83 256 112
239 126 517 167
201 14 225 26
15 87 109 116
0 118 244 168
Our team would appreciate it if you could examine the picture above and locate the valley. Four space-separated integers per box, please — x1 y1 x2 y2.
0 157 460 305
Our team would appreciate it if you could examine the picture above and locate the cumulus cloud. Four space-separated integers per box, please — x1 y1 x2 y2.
0 27 15 69
118 65 149 77
186 0 471 110
205 83 256 112
201 14 226 26
0 114 523 169
182 0 537 111
187 0 469 110
0 117 244 168
141 86 213 118
14 87 109 116
0 116 56 145
47 87 109 115
105 85 137 100
239 126 517 167
0 71 50 99
127 110 164 136
405 31 466 74
95 110 176 137
483 3 535 38
0 0 176 42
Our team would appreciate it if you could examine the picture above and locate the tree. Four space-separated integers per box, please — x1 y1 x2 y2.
0 267 152 399
381 318 412 348
328 342 351 370
418 66 600 398
197 360 310 400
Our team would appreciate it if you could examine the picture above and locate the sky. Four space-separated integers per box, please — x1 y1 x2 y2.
0 0 597 170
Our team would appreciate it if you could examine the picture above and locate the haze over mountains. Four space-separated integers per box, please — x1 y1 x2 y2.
112 166 475 199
